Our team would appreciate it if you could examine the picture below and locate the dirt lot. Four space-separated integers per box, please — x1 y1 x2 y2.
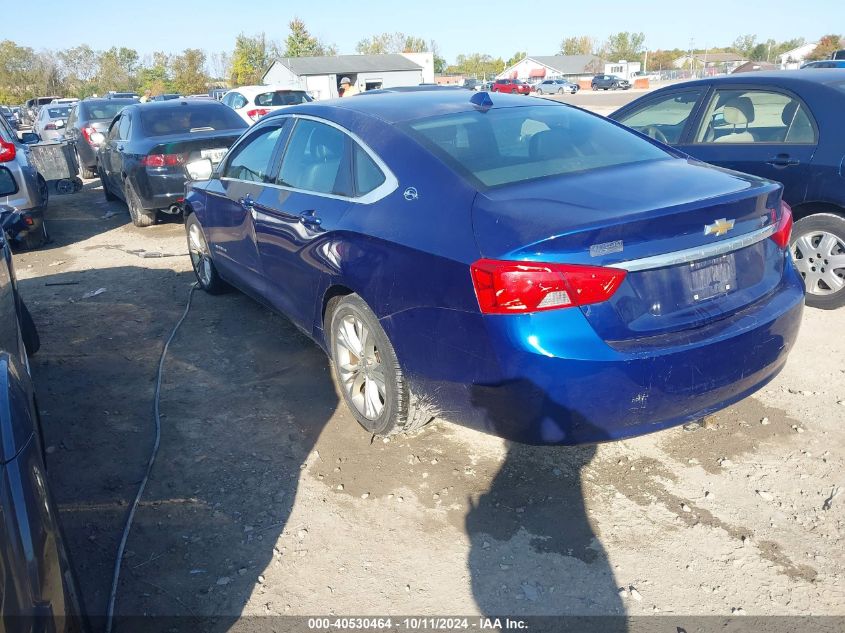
13 167 845 630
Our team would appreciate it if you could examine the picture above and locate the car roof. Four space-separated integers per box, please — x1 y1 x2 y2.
660 69 845 90
133 99 230 110
81 98 137 105
269 90 559 125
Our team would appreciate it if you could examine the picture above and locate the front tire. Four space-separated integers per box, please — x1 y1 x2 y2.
185 213 229 294
790 213 845 309
329 294 433 436
125 181 156 227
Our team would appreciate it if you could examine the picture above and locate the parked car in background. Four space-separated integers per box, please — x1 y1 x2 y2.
799 60 845 69
610 70 845 309
11 107 21 126
182 90 802 445
1 106 17 130
22 96 61 127
106 91 138 99
33 105 72 142
0 169 87 631
222 85 313 124
592 75 631 90
833 50 845 60
97 99 248 226
49 98 78 105
463 79 481 90
65 98 136 178
151 93 182 102
490 78 533 94
534 79 579 95
0 115 49 249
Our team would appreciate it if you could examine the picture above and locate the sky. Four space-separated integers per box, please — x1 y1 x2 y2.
9 0 843 63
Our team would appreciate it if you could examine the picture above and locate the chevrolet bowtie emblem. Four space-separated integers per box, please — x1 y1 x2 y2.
704 218 735 237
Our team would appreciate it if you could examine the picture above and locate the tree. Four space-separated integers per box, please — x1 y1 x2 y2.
58 45 98 95
732 34 758 59
284 17 331 57
171 49 208 95
209 51 232 82
356 32 430 55
430 40 446 74
446 53 505 79
96 47 139 92
230 32 269 86
806 34 843 60
647 48 685 71
559 36 595 56
602 32 645 61
505 51 526 67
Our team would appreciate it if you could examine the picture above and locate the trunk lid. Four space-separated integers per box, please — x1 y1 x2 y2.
147 130 243 169
471 158 786 342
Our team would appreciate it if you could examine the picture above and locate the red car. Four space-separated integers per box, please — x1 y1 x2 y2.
491 79 533 95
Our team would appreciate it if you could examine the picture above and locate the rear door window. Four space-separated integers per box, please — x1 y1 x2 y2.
352 144 385 196
222 123 287 183
277 119 352 196
695 89 817 144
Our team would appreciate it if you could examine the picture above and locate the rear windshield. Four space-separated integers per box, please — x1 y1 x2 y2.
81 102 131 120
254 91 312 106
46 107 71 118
140 105 247 136
405 104 671 188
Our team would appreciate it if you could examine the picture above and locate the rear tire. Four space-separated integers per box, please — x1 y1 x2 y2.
20 221 48 250
790 213 845 310
185 213 229 294
125 181 156 227
77 150 95 179
328 294 433 436
98 165 116 201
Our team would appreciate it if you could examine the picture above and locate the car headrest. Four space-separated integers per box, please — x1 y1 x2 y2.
781 100 799 126
529 128 576 161
310 127 342 161
722 96 754 125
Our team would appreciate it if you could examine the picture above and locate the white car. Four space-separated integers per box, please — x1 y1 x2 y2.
221 85 313 124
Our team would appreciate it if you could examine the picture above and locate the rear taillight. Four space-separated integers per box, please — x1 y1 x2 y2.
0 140 15 162
141 153 186 168
246 108 270 121
44 122 57 130
82 126 105 146
470 259 627 314
770 200 793 249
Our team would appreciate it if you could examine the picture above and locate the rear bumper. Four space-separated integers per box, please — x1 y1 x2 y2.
134 171 186 211
386 264 805 445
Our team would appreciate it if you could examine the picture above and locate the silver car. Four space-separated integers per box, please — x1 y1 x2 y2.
0 115 49 249
33 105 71 142
534 79 579 95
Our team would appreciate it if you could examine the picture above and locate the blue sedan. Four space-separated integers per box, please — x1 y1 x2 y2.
183 90 804 445
610 70 845 309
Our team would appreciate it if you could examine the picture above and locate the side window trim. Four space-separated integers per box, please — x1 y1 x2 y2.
690 86 819 146
271 114 398 204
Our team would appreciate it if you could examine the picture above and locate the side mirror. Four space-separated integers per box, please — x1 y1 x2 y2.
19 132 39 144
186 158 213 181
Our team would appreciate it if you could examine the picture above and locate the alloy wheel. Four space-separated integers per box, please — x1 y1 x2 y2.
334 314 386 420
791 230 845 295
187 223 213 287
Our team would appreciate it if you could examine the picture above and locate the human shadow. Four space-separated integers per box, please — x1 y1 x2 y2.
466 380 627 632
19 264 336 633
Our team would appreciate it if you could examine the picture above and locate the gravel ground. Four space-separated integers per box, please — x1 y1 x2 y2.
12 152 845 630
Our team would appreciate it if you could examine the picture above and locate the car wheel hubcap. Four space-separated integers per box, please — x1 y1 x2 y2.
188 223 212 286
335 314 385 420
791 230 845 296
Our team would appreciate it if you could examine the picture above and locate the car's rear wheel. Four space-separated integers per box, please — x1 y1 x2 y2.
186 213 229 294
536 88 544 95
76 150 95 179
790 213 845 309
329 294 433 436
98 165 116 201
20 220 48 250
125 181 156 227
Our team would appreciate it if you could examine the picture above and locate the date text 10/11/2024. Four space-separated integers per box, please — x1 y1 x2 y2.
306 617 529 630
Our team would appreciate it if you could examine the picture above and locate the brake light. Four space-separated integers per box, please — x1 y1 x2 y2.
770 200 793 249
0 140 15 162
470 259 627 314
82 126 105 146
44 122 57 130
246 108 270 121
141 153 186 168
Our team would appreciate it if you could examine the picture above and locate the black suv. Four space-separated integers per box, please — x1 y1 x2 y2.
591 75 631 91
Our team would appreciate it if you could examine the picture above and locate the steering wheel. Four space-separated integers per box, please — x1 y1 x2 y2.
642 126 669 144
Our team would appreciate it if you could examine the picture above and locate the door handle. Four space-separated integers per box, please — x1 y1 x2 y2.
238 194 254 210
299 210 322 227
766 154 799 168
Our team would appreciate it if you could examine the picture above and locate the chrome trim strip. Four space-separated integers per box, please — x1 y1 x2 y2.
614 224 777 272
220 114 399 205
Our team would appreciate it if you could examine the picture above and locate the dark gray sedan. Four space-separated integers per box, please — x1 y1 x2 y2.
64 98 136 178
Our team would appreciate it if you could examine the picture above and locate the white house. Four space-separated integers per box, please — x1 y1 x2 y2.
496 55 605 81
262 54 425 100
778 42 818 69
